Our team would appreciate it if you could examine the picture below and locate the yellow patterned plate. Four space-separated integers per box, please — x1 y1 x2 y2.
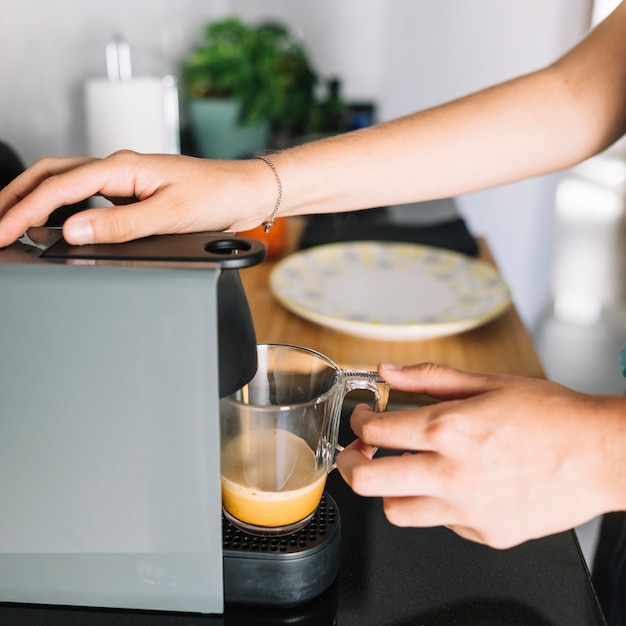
269 242 511 340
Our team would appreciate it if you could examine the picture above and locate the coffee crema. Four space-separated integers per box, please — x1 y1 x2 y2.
221 429 327 528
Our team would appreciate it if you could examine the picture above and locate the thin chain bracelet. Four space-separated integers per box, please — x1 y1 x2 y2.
255 155 283 232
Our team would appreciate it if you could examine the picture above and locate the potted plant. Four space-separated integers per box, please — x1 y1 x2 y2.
183 16 322 159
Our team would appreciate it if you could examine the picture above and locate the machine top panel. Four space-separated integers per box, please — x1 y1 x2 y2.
1 228 266 270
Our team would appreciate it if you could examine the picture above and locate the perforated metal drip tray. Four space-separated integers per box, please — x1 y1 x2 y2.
223 493 341 607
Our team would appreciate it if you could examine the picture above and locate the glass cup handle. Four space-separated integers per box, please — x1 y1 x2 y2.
342 369 390 414
329 370 390 469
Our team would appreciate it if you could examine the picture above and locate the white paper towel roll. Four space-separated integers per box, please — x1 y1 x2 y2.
85 76 180 158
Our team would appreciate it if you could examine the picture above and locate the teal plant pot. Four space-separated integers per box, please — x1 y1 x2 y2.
188 98 270 160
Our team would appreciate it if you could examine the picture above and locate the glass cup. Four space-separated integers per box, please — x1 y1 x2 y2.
219 343 390 536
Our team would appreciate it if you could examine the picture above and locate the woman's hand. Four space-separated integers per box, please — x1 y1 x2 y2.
0 151 274 247
337 362 626 549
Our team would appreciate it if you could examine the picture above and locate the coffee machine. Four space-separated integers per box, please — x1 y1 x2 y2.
0 228 340 614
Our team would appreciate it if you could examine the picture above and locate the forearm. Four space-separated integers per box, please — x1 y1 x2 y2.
270 4 626 219
271 71 577 216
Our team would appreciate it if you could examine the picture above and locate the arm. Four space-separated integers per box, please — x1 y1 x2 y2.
273 1 626 216
1 3 626 246
336 363 626 548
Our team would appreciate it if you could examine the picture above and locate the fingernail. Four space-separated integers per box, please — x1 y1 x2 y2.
66 219 94 245
380 362 402 371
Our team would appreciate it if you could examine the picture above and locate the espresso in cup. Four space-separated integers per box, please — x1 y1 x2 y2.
221 428 326 528
220 344 389 536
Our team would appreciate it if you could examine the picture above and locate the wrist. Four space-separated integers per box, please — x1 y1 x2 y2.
589 395 626 513
206 157 279 232
254 155 282 232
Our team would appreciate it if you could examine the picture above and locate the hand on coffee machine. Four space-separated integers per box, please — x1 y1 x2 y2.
0 151 277 248
336 361 626 550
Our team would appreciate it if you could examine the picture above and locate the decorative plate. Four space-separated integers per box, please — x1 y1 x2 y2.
269 242 511 340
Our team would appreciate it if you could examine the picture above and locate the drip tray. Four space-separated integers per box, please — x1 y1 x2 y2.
223 493 341 607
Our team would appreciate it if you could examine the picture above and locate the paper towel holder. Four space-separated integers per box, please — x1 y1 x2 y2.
85 33 181 159
106 33 132 81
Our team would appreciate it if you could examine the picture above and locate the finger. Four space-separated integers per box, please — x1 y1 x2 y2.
378 361 506 400
382 497 484 544
341 436 378 460
349 402 447 452
336 442 443 497
0 156 95 215
62 193 179 245
382 495 457 529
444 525 484 545
0 157 97 246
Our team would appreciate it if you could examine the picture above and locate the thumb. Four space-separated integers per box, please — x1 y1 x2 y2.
378 362 500 401
63 202 158 245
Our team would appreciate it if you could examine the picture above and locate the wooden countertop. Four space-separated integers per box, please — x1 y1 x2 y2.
239 218 545 380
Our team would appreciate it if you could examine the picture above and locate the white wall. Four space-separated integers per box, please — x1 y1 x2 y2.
1 0 593 328
0 0 224 164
